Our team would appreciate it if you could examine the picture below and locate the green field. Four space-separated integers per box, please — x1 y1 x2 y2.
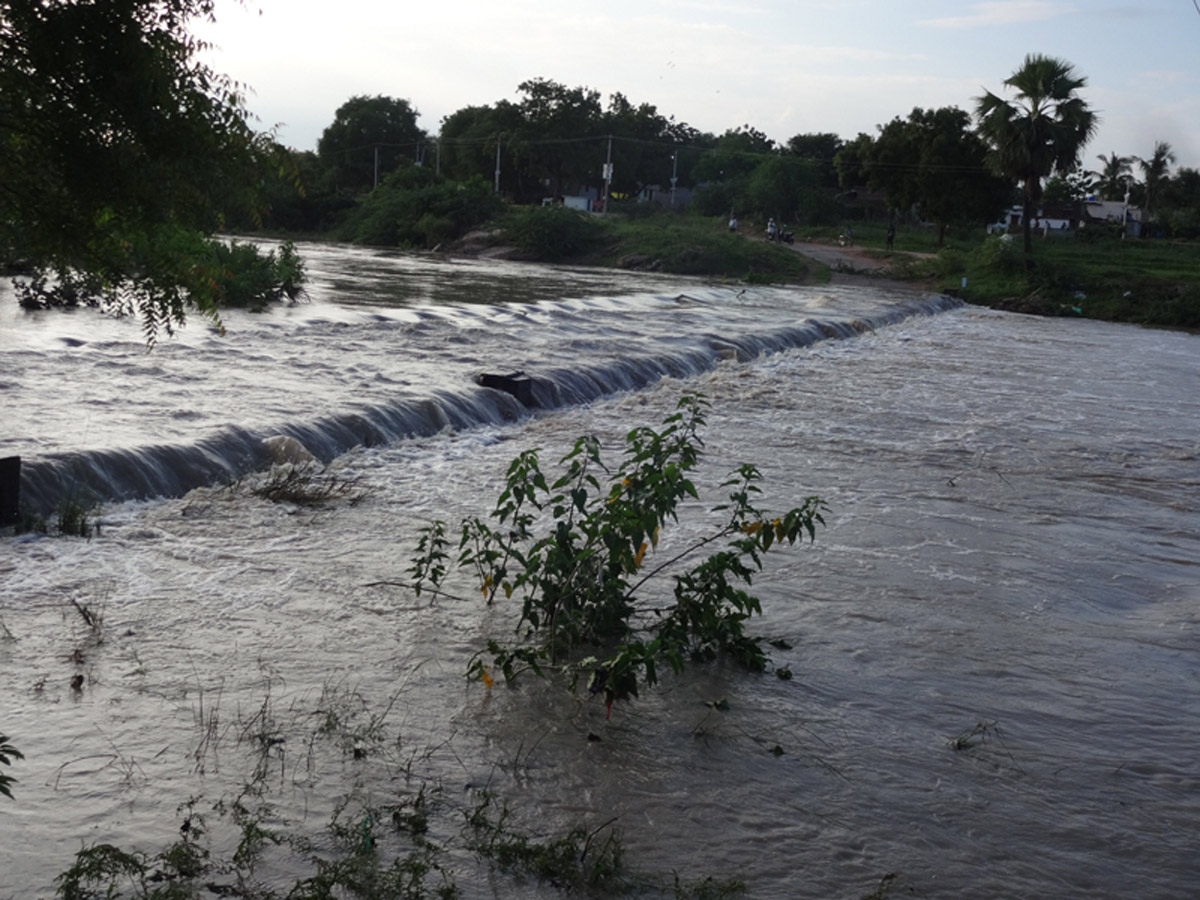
815 221 1200 329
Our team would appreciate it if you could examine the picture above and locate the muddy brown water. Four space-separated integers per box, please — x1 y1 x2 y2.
2 242 1198 898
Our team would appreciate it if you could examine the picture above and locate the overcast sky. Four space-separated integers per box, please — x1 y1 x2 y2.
196 0 1200 171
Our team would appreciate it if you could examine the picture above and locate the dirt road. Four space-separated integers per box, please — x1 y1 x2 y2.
786 239 939 293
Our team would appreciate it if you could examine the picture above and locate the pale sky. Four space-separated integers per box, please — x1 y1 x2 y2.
197 0 1200 171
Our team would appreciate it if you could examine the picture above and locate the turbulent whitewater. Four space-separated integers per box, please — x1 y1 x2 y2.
1 242 1197 898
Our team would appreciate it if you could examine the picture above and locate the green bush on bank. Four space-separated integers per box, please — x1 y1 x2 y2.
337 167 503 248
498 204 607 260
494 205 811 283
950 233 1200 326
611 214 812 281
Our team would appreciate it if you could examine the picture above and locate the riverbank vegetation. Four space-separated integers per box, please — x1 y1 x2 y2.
486 204 814 282
809 221 1200 329
4 1 1199 334
247 69 1198 329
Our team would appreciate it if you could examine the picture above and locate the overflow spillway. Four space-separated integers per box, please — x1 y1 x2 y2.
13 285 962 517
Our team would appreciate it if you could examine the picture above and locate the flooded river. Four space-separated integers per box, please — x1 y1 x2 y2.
1 243 1197 898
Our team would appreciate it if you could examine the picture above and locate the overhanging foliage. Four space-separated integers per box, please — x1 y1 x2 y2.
0 0 297 339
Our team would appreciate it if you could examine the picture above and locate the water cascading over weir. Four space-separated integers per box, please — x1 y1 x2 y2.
13 289 962 517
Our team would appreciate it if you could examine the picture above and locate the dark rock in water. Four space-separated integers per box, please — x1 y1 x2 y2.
478 371 534 406
0 456 19 527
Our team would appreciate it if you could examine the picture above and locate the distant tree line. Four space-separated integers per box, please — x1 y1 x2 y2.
257 64 1198 251
247 81 860 238
5 1 1200 337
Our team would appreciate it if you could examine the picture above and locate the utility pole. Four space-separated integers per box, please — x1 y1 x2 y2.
602 134 613 214
494 138 502 195
373 145 380 190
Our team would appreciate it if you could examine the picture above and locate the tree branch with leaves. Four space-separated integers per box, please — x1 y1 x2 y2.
0 0 303 340
409 395 826 714
0 733 23 799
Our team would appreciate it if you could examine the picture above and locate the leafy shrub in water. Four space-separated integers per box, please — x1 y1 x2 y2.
206 239 306 310
14 232 307 335
0 733 22 799
410 395 826 710
499 204 605 260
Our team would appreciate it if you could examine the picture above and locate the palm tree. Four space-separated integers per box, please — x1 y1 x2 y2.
1088 151 1133 201
976 54 1098 254
1136 140 1176 224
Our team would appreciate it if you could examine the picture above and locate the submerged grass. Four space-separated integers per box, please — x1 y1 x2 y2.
49 675 752 900
467 792 625 891
14 493 99 539
250 463 368 507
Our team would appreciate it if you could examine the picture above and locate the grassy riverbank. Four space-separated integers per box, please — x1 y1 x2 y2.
472 208 1200 328
806 222 1200 329
468 205 817 285
316 204 1200 328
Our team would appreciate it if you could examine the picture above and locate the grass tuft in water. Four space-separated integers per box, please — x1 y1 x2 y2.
251 463 367 507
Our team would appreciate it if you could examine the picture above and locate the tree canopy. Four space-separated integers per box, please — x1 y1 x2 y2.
785 132 843 189
1088 151 1133 201
317 94 427 195
435 79 703 205
1136 140 1176 221
861 107 1010 246
0 0 297 338
976 54 1097 253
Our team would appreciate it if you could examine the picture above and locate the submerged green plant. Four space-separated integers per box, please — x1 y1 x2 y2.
468 792 624 890
0 733 23 799
55 844 149 900
251 463 366 507
409 394 826 710
673 872 748 899
58 503 93 537
205 238 308 310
